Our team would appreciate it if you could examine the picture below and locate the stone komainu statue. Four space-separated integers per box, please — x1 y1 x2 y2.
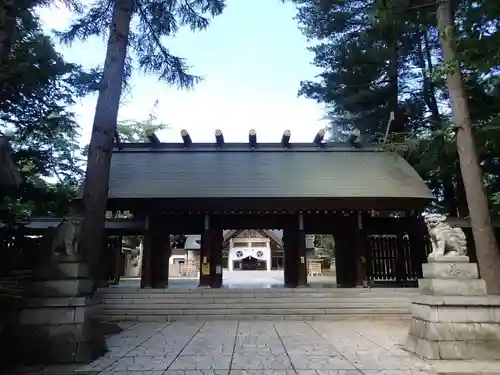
122 247 140 267
424 213 467 257
51 215 83 257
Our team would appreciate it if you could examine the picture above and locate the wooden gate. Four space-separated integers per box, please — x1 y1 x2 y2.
364 217 431 286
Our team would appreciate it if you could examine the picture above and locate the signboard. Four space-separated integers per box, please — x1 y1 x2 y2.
201 263 210 275
300 256 305 264
215 265 222 275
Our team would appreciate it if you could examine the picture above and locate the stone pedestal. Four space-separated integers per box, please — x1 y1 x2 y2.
12 256 106 364
405 255 500 360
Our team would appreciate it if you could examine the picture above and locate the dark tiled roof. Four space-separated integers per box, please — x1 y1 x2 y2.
107 143 432 200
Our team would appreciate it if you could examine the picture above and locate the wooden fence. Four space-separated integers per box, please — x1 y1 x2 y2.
365 234 432 286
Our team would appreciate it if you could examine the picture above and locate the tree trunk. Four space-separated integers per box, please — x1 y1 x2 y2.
436 0 500 294
0 0 17 64
455 176 469 217
386 14 398 127
417 26 459 216
442 175 458 216
79 0 134 283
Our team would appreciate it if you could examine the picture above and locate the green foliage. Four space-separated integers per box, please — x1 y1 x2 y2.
56 0 226 89
118 100 168 142
291 0 500 216
313 234 335 259
58 0 227 267
0 1 100 220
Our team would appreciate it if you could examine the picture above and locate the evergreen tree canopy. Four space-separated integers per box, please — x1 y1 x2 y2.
57 0 227 274
292 0 500 216
58 0 226 88
0 0 100 219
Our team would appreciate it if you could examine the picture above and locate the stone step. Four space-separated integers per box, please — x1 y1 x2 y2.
100 302 411 309
97 288 415 321
99 315 410 322
98 292 417 299
99 287 418 296
99 307 410 317
99 297 412 304
101 313 410 321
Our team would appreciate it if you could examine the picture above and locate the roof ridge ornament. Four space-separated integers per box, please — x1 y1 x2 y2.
249 129 257 149
215 129 224 148
181 129 192 147
145 128 161 145
313 129 326 148
281 130 291 149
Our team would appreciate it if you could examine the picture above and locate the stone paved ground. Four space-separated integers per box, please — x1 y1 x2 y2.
14 320 500 375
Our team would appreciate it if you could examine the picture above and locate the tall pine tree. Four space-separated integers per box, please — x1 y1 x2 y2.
435 0 500 294
58 0 226 277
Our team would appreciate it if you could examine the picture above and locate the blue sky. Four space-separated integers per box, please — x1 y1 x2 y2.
38 0 326 145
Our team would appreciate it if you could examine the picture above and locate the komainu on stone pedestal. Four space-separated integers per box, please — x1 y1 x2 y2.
12 227 106 364
50 214 83 257
405 214 500 360
424 213 467 258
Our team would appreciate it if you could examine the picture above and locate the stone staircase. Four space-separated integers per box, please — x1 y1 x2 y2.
97 287 417 321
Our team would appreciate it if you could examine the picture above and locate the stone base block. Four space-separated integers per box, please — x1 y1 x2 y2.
406 299 500 360
406 331 500 360
427 255 470 263
35 261 90 280
19 296 98 325
11 318 106 364
11 296 106 364
409 318 500 341
411 301 500 323
422 261 478 279
418 278 487 296
26 278 93 297
407 258 500 360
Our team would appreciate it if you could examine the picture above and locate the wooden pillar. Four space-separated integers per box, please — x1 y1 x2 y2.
97 236 114 287
199 215 212 287
149 216 170 288
140 216 152 288
333 214 358 288
355 213 368 287
408 215 427 280
210 228 223 288
395 232 407 286
297 214 308 287
112 236 123 285
283 223 297 287
283 214 307 288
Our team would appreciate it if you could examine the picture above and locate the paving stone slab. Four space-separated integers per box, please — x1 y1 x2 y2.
100 371 166 375
229 371 297 375
288 355 355 371
295 371 363 375
8 319 500 375
230 355 293 370
168 355 233 370
164 371 230 375
105 356 177 371
360 372 435 375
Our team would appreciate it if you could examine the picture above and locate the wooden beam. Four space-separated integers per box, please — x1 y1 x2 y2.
106 197 430 212
0 217 146 232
